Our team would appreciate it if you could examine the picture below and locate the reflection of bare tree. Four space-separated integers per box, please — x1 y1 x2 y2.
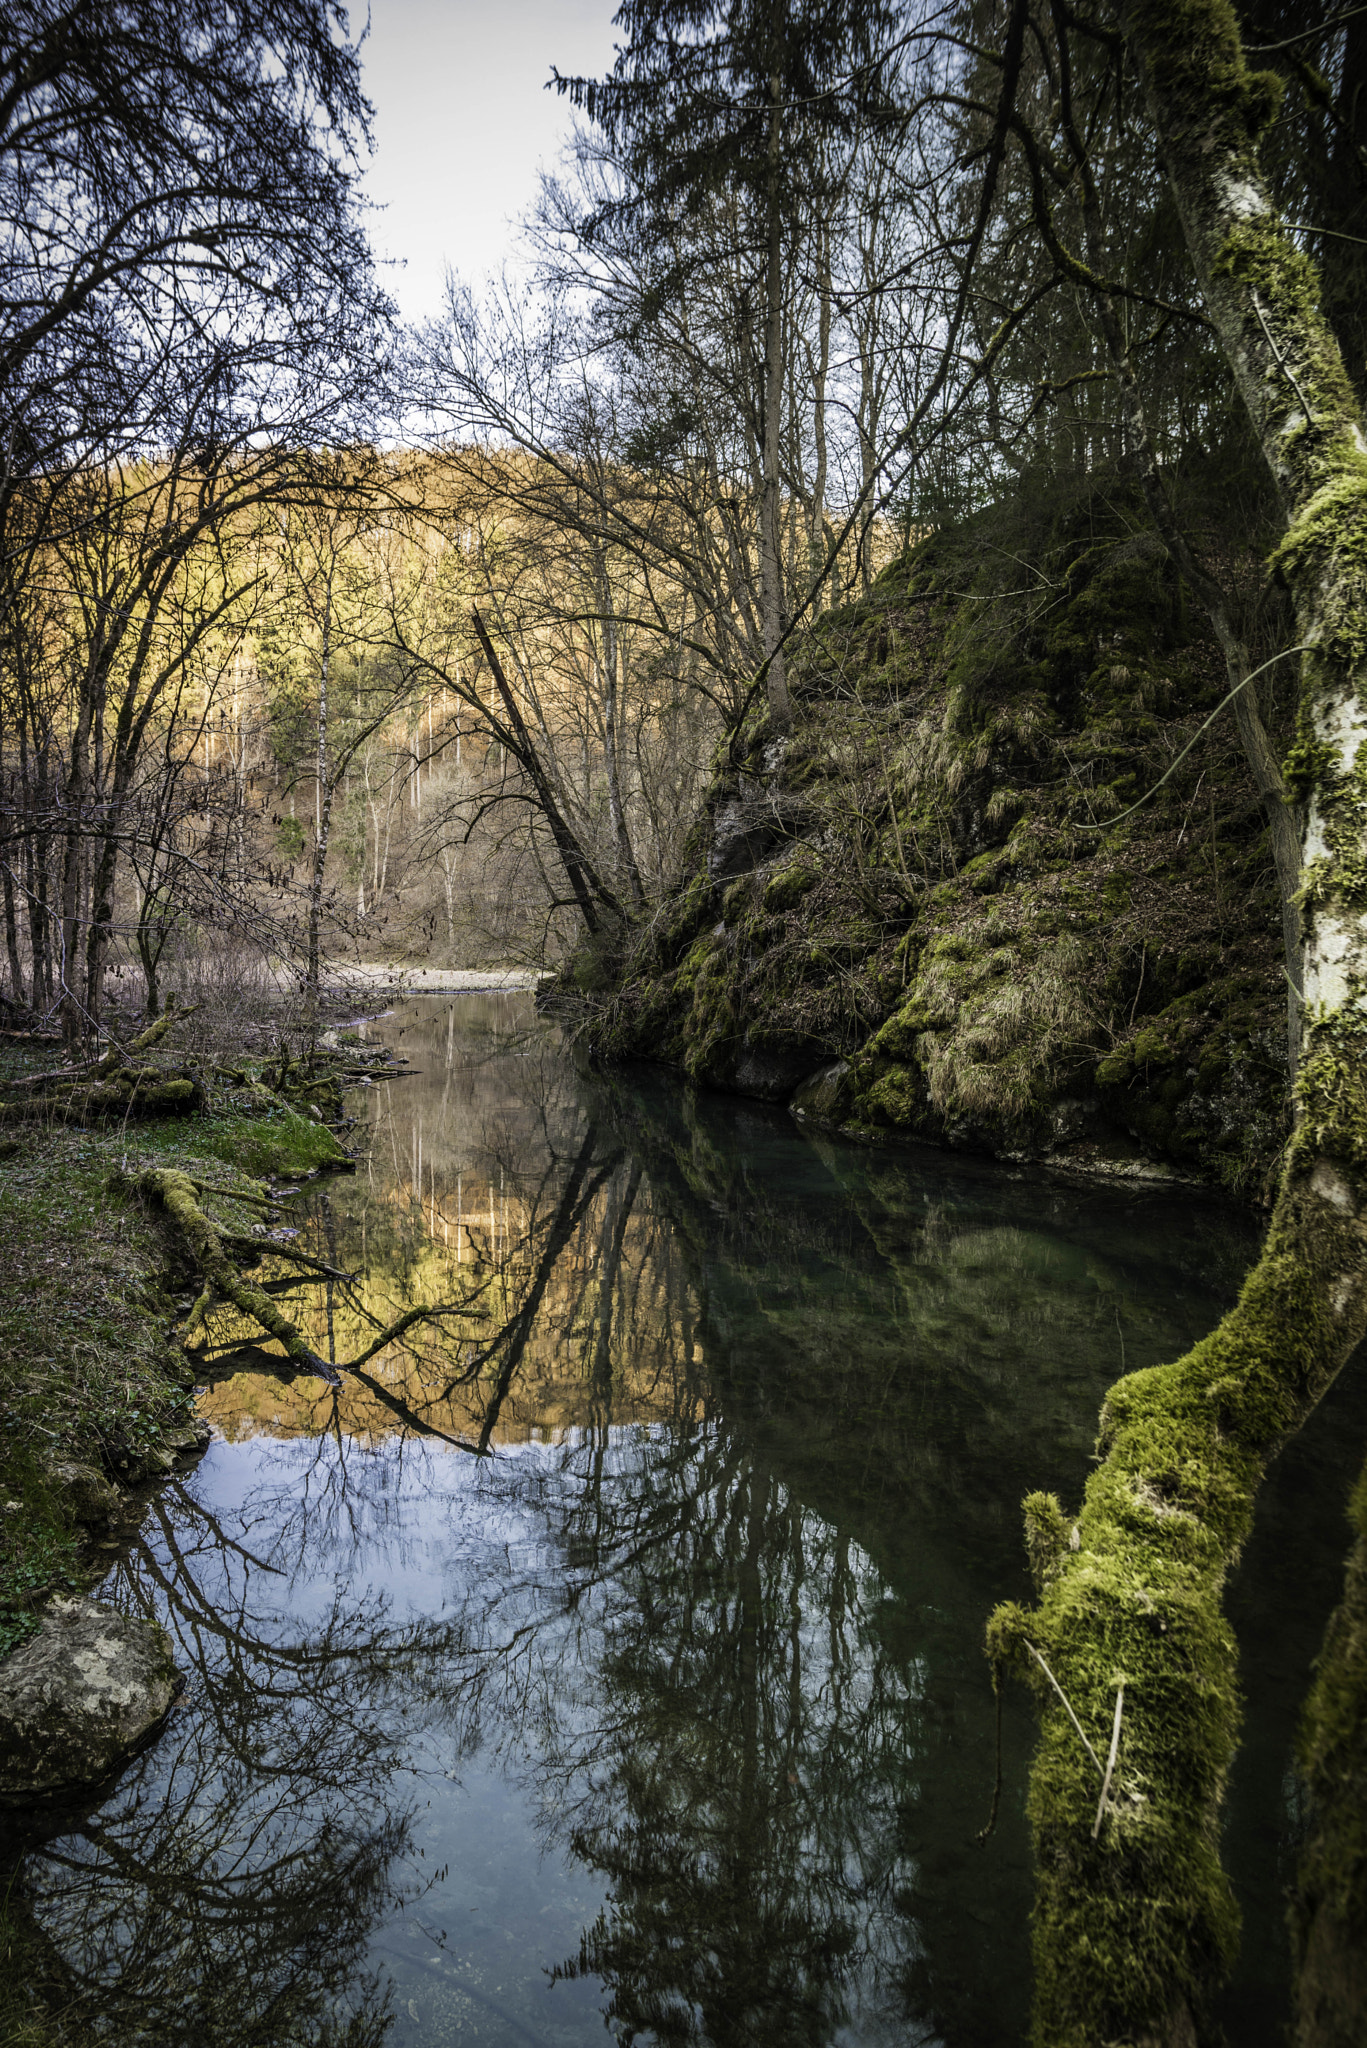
415 1420 924 2048
11 1463 472 2048
555 1454 923 2048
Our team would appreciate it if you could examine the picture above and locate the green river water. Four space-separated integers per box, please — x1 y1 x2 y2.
9 992 1367 2046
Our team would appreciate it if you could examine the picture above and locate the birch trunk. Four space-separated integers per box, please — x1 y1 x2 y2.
990 7 1367 2042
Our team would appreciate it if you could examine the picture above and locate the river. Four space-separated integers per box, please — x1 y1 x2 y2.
10 992 1366 2046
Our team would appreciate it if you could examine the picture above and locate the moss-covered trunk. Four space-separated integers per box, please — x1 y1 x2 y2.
993 5 1367 2042
1292 1452 1367 2048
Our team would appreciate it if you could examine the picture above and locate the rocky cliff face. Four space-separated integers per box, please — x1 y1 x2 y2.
590 489 1292 1198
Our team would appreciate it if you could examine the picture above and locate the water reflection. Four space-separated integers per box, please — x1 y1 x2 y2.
7 993 1353 2046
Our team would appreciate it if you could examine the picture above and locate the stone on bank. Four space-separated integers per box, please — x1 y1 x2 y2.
0 1595 179 1797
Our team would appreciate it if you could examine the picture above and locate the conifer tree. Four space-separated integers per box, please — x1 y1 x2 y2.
553 0 900 732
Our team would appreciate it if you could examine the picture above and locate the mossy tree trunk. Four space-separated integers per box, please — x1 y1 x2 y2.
990 6 1367 2043
1291 1450 1367 2048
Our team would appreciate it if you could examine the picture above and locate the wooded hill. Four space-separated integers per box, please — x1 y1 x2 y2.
591 469 1294 1197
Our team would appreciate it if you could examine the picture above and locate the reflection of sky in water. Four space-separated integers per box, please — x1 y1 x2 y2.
33 1425 926 2047
14 995 1367 2048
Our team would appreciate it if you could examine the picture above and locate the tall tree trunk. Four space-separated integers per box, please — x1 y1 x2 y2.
601 607 644 908
58 693 95 1047
305 575 332 1037
808 216 832 599
470 609 622 935
759 4 793 734
993 8 1367 2043
3 847 23 1006
85 821 120 1033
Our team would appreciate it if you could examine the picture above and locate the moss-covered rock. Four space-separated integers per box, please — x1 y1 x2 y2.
591 483 1293 1195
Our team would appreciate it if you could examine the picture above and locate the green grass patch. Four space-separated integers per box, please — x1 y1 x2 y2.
195 1107 349 1178
0 1078 349 1649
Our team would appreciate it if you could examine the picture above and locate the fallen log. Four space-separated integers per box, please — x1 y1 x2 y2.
0 1008 200 1122
141 1168 345 1385
140 1169 478 1387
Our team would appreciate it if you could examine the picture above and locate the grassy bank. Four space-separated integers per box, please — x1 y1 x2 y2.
0 1012 371 1662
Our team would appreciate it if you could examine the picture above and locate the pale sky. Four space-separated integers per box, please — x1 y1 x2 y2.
357 0 620 323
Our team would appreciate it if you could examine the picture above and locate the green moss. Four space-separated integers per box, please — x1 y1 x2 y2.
1290 1452 1367 2015
763 856 819 912
1296 1039 1367 1169
1270 461 1367 671
1281 709 1336 803
987 1204 1349 2042
195 1107 347 1179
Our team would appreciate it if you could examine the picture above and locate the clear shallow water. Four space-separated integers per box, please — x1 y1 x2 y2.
8 993 1367 2047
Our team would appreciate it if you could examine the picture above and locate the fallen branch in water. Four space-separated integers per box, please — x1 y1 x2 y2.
142 1167 345 1385
141 1168 482 1388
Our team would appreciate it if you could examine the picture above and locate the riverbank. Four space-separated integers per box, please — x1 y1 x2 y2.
0 1009 424 1671
0 1003 443 2044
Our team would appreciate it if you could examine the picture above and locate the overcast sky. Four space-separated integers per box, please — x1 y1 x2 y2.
358 0 619 324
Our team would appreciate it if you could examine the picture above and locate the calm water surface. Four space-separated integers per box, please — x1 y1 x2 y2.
11 994 1367 2046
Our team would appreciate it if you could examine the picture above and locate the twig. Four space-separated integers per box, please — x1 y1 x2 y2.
1024 1640 1105 1777
1251 290 1317 428
1093 1683 1125 1837
1126 942 1147 1030
218 1230 355 1280
1076 645 1314 829
976 1671 1005 1844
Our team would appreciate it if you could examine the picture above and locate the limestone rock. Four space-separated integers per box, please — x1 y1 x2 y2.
0 1596 179 1797
162 1419 211 1455
730 1044 822 1102
790 1060 853 1126
48 1461 120 1524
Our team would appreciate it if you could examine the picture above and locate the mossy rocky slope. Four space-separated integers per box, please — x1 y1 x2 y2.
594 491 1293 1196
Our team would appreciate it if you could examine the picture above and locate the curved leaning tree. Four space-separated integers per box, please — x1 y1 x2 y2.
986 3 1367 2043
